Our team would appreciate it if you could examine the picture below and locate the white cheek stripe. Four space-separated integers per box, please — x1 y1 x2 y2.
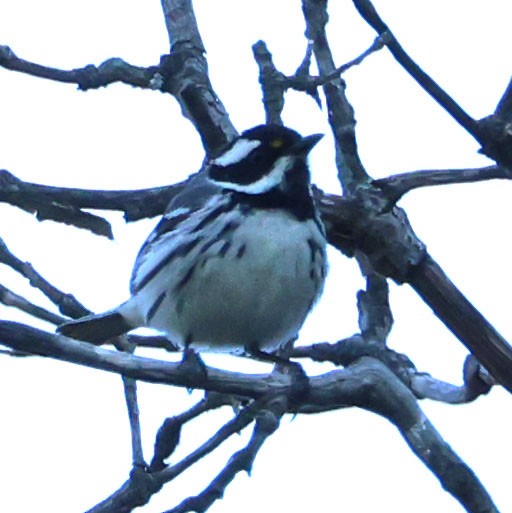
212 156 294 194
212 139 261 167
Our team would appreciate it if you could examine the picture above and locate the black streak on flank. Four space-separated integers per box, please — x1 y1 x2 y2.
147 291 166 323
216 220 239 239
307 238 317 264
133 238 201 292
199 238 218 255
236 244 246 259
191 201 233 234
307 237 324 263
153 210 191 238
218 241 231 257
174 265 196 293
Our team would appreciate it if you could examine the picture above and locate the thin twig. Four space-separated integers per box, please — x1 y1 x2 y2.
123 375 147 468
0 283 65 325
150 392 236 471
87 396 267 513
0 46 159 91
351 0 482 141
0 236 90 318
162 399 285 513
374 165 512 202
285 34 387 91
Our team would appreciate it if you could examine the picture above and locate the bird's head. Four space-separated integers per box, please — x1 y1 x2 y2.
207 124 323 195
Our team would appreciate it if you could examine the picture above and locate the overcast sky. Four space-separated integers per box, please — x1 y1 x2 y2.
0 1 511 512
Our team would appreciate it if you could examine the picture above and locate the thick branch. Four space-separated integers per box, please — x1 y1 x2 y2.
293 340 493 404
302 0 370 191
0 168 184 225
0 322 495 513
3 169 512 392
252 41 286 125
0 169 114 238
317 190 512 393
408 255 512 395
159 0 237 156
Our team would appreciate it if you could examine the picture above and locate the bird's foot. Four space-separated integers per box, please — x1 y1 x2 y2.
180 347 208 390
248 348 309 409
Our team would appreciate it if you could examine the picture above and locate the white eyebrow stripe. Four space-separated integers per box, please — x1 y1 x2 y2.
212 139 261 167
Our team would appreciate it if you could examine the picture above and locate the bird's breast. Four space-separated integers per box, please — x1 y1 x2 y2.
134 207 327 352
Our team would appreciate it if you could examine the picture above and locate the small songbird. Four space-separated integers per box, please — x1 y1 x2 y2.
58 124 327 359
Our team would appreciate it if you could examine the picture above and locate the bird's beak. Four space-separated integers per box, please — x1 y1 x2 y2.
292 133 324 156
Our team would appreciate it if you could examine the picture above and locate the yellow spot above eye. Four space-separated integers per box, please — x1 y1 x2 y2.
270 138 284 149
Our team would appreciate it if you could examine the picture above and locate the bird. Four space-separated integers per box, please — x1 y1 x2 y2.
58 124 328 361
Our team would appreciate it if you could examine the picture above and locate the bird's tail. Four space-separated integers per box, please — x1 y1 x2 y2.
57 310 133 345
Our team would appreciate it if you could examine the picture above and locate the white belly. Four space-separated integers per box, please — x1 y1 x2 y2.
130 208 326 353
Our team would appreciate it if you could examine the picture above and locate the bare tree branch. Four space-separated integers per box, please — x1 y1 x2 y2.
303 0 370 191
149 393 234 472
0 46 159 90
494 76 512 120
252 41 286 125
293 339 493 404
3 164 512 394
411 355 493 403
287 34 387 91
123 374 147 469
300 0 512 394
317 188 512 392
350 0 481 140
0 283 64 325
0 169 114 238
87 395 276 513
158 0 237 156
408 255 512 393
351 0 512 171
0 320 496 513
162 400 284 513
356 267 393 345
0 168 184 225
374 165 512 202
1 2 510 511
0 236 90 318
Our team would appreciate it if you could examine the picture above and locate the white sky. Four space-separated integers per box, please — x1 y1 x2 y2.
0 1 511 512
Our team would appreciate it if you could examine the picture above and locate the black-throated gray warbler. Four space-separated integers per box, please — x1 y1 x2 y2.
58 124 327 358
